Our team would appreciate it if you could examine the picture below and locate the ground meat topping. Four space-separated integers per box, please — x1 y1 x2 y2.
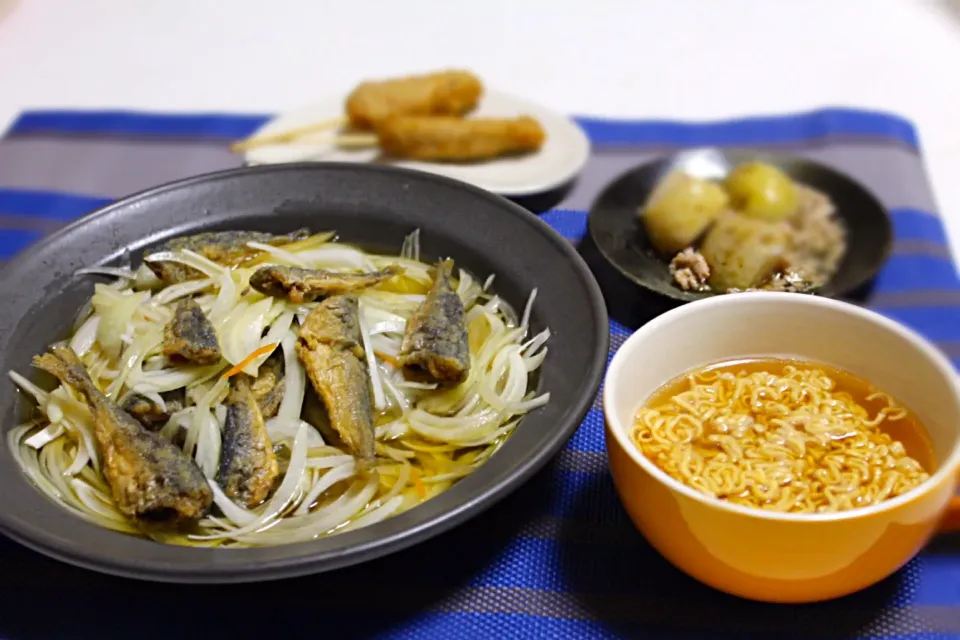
670 248 711 291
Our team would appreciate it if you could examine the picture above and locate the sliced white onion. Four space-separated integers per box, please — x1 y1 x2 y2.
108 330 163 398
295 461 357 515
153 278 214 304
277 330 305 421
520 288 537 331
456 269 474 302
296 246 375 271
505 392 551 414
194 411 222 478
47 391 100 473
71 479 126 522
340 495 403 533
143 249 225 278
396 380 437 391
24 423 65 449
95 291 148 359
400 229 420 261
221 297 273 367
208 481 257 527
64 440 90 476
246 241 309 267
357 300 386 412
209 271 239 327
132 363 223 394
266 417 325 447
304 454 355 470
379 462 411 504
185 376 228 457
9 371 50 406
261 476 377 543
134 264 163 290
75 267 137 279
242 310 293 376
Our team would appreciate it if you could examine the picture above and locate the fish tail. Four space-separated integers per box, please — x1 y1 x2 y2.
33 344 98 398
355 454 377 475
431 259 455 280
230 372 254 398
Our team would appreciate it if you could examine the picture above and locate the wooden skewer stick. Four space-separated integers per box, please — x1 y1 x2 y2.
230 116 349 152
283 132 380 149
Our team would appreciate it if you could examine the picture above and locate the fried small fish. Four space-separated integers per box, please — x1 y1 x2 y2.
249 264 403 303
163 299 221 365
218 375 280 508
296 295 375 464
250 351 284 420
398 260 470 383
147 229 310 283
121 390 184 431
33 345 212 523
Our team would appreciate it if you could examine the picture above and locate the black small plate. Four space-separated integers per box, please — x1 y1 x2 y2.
587 148 893 303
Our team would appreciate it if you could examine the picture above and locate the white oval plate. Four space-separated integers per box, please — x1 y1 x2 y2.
244 90 591 197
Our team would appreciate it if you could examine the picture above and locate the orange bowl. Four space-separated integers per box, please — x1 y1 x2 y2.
603 293 960 603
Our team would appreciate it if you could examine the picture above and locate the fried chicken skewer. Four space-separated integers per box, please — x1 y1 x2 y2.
232 69 482 152
376 115 546 161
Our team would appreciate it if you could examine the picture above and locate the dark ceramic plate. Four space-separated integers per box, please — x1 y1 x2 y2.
0 163 608 583
587 148 893 302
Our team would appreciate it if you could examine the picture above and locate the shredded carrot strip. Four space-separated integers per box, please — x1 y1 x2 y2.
410 467 426 498
221 343 278 379
375 351 400 368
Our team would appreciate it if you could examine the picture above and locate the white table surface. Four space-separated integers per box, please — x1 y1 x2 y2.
3 0 960 262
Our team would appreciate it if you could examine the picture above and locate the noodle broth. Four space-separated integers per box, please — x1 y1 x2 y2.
631 359 935 514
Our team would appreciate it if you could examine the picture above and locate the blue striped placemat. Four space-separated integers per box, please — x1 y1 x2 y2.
0 108 957 640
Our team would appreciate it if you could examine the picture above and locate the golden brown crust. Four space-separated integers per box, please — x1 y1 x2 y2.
376 115 545 162
345 70 483 129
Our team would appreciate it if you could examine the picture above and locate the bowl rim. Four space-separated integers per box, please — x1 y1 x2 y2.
587 148 894 303
0 162 611 581
603 292 960 523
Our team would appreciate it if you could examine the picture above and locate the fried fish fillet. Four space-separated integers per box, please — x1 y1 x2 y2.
163 299 221 365
250 351 284 420
296 295 375 464
147 229 310 283
218 374 279 508
34 345 212 523
120 390 184 432
249 265 402 303
398 260 470 383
